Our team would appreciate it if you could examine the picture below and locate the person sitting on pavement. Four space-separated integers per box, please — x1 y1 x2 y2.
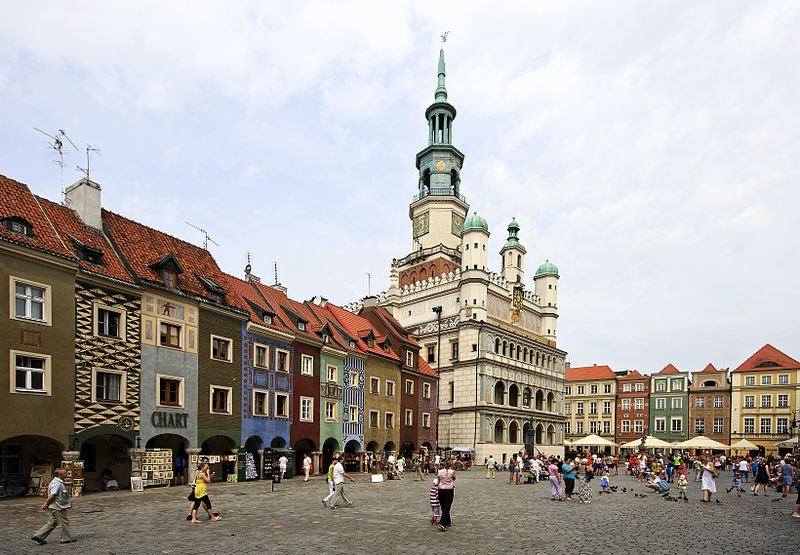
645 472 669 493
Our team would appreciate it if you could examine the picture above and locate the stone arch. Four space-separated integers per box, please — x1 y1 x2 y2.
366 440 380 453
523 347 528 363
495 338 500 353
547 424 556 445
494 381 505 405
517 254 521 267
535 389 544 411
509 420 519 443
443 263 451 274
522 421 531 442
547 391 556 412
535 424 544 445
270 436 287 448
509 342 515 359
494 419 505 443
516 345 521 360
410 272 417 284
522 387 532 408
420 268 428 281
428 263 437 277
508 384 519 407
502 341 508 356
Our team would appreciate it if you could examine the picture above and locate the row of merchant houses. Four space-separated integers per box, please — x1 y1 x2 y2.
1 174 438 490
564 345 800 456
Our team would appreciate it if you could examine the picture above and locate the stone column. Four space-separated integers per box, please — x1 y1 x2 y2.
230 448 239 483
312 451 322 474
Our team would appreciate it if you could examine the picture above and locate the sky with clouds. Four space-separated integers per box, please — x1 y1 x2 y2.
1 1 798 374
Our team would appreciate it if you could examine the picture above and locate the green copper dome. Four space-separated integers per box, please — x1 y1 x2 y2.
463 211 488 232
535 260 559 277
501 217 526 252
507 218 520 231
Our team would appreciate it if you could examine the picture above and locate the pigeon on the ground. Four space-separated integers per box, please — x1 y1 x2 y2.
715 499 722 504
621 487 627 492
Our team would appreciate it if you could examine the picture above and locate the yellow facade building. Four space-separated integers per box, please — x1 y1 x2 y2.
564 365 617 448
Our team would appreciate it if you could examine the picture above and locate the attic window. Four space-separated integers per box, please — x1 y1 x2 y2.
210 293 221 303
297 321 305 331
323 334 330 343
197 275 226 301
2 216 34 238
262 312 273 324
755 361 779 368
163 269 177 288
349 340 356 348
67 235 103 265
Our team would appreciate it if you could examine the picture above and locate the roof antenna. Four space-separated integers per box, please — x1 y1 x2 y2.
34 128 79 203
366 272 372 296
185 221 219 250
273 262 279 285
77 144 101 181
245 252 252 274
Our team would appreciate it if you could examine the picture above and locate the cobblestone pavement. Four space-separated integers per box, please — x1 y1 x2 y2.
1 469 798 554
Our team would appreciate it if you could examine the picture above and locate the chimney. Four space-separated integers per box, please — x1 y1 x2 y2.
271 284 287 295
64 178 102 230
362 296 378 308
311 295 328 307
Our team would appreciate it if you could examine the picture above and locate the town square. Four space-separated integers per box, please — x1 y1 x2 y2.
1 2 799 553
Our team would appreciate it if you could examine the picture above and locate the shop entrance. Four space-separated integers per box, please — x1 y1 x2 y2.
78 434 132 491
0 435 64 497
322 437 340 474
400 441 415 460
242 436 264 481
293 438 316 477
200 435 237 482
344 439 361 472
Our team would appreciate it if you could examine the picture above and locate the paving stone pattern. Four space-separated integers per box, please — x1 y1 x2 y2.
2 469 797 554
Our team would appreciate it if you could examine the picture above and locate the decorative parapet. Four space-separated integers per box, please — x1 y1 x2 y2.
417 315 460 335
399 268 461 294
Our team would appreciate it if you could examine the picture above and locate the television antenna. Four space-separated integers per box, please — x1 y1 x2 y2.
34 128 79 202
77 144 101 181
184 221 219 250
366 272 372 296
273 262 279 285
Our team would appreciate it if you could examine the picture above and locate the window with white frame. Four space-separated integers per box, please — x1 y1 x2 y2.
159 322 182 349
275 349 289 372
92 368 126 403
349 371 359 388
405 350 414 367
621 420 630 433
590 384 598 395
325 400 336 421
565 386 572 395
369 410 379 428
655 418 666 432
386 380 395 397
713 418 723 434
11 351 51 394
564 402 571 415
253 390 268 416
695 418 705 434
405 379 414 396
604 383 612 394
254 344 269 368
370 377 380 394
385 412 394 429
603 421 611 434
635 383 644 392
577 385 585 395
635 398 644 410
744 395 755 408
94 304 124 339
759 417 771 434
300 397 313 422
695 397 705 408
422 412 431 428
576 421 583 434
670 417 682 432
590 421 598 433
11 278 50 324
301 355 313 376
211 335 232 362
744 376 755 385
157 374 184 407
761 395 771 408
576 402 584 415
777 394 789 408
622 399 630 410
275 393 289 418
564 421 571 434
777 418 789 434
743 417 754 434
623 384 631 393
656 380 666 392
714 396 723 408
761 375 772 385
589 402 597 414
655 398 665 410
423 382 431 399
405 409 413 426
634 420 643 433
210 385 232 414
671 379 682 391
348 405 358 424
603 401 611 414
777 374 789 384
326 365 337 383
672 397 682 409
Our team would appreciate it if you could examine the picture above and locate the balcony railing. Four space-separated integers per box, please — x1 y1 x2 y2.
412 188 466 203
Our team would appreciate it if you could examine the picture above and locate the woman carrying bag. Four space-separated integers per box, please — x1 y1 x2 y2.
190 461 221 523
436 459 456 531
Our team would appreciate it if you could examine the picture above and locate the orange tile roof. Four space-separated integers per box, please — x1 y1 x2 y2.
618 369 646 379
327 304 399 361
699 363 718 373
732 344 800 373
303 301 362 354
102 209 247 312
221 273 294 335
658 363 680 374
0 175 76 261
416 355 438 378
35 195 134 284
566 365 616 381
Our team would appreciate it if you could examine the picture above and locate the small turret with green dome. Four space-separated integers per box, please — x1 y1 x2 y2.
535 259 559 277
502 217 526 253
463 211 488 232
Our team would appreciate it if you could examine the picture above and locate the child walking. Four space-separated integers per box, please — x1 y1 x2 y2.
726 470 743 497
600 473 610 494
677 474 689 502
429 479 441 525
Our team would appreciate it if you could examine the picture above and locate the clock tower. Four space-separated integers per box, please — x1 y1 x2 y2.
399 47 469 290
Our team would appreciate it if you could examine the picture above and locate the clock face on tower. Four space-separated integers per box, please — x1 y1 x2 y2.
451 211 464 236
413 212 430 238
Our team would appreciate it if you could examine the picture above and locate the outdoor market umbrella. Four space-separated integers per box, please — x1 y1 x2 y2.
619 436 674 449
730 439 759 451
674 436 729 450
569 434 617 447
774 437 798 448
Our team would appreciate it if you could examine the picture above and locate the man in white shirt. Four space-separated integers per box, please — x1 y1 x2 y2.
387 453 396 472
32 468 75 545
487 455 496 479
434 454 441 471
739 458 750 482
302 454 312 482
278 455 288 479
329 455 354 509
532 457 542 482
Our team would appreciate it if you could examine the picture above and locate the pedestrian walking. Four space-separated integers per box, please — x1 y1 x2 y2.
429 479 441 525
278 454 288 480
414 455 424 480
753 458 770 497
322 459 336 506
576 458 591 504
700 456 717 503
436 459 456 531
548 458 564 501
31 468 75 545
329 455 354 509
562 458 575 500
486 455 495 479
303 453 312 482
779 458 793 498
190 460 221 522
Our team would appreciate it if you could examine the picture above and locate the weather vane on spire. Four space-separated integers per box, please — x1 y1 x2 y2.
440 31 450 46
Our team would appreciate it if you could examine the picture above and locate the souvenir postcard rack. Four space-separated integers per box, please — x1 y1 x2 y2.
142 448 173 488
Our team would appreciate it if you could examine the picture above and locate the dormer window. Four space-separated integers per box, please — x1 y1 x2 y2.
323 334 330 343
297 321 305 331
163 269 177 288
349 340 356 348
263 314 273 324
197 275 226 303
67 235 103 265
210 293 221 303
2 216 33 238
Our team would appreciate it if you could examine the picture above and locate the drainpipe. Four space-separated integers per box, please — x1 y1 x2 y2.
432 306 442 452
474 320 483 452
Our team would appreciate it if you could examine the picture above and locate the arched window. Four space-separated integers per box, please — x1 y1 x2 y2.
522 388 531 408
517 254 521 267
420 268 428 280
535 424 544 445
547 425 556 445
494 382 505 405
536 352 540 366
535 390 544 411
502 341 508 356
508 384 519 407
523 348 528 363
509 343 515 358
494 420 505 443
516 345 521 360
547 392 555 412
495 338 500 353
509 421 519 443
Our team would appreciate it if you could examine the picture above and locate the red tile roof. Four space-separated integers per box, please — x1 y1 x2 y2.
248 282 322 344
566 365 616 381
304 300 362 354
658 363 680 374
732 344 800 373
0 175 76 261
699 363 718 373
35 195 134 283
327 304 399 361
618 369 645 379
102 209 247 312
416 355 438 378
221 273 294 334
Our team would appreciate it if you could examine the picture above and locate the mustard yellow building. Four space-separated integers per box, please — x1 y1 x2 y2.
730 344 800 455
564 365 617 448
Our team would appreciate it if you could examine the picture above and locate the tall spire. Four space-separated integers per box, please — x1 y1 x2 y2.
435 49 448 102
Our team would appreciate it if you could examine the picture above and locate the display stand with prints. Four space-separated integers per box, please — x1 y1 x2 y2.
142 448 172 488
61 460 84 497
